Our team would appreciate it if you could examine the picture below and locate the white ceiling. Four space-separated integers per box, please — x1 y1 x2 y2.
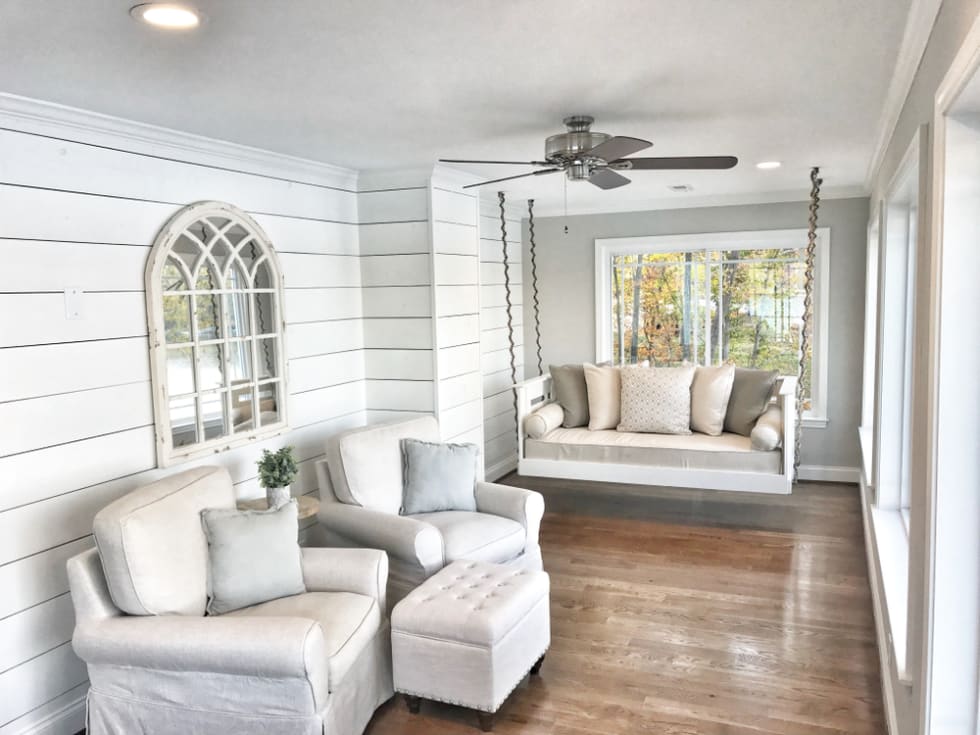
0 0 911 214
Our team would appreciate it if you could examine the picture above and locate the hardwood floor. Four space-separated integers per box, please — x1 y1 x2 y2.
366 476 884 735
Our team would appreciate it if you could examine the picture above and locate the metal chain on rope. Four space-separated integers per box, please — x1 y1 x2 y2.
794 167 821 481
527 198 543 376
499 191 519 420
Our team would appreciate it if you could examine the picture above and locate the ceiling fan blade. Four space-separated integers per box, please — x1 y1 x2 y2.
586 136 652 162
441 159 551 166
614 156 738 170
462 168 561 189
589 168 631 190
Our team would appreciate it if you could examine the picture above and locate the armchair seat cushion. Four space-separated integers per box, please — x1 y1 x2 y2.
226 591 381 688
408 511 526 564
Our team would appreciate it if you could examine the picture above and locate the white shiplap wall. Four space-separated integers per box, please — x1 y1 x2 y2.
478 196 525 480
0 114 368 734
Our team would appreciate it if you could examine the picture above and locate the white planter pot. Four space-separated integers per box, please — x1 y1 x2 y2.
266 486 290 508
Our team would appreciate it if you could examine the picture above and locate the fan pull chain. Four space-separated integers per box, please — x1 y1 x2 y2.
794 167 821 482
528 198 543 376
563 176 569 234
499 192 519 423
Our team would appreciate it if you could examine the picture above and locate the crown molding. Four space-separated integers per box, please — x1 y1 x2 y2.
0 93 358 190
528 185 867 218
864 0 944 190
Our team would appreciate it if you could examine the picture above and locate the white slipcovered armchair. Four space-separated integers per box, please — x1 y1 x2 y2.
315 416 545 606
66 466 393 735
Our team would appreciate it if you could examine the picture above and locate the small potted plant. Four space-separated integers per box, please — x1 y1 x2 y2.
256 446 298 508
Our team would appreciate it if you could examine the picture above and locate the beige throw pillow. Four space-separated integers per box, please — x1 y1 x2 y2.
618 366 695 434
724 368 779 436
690 364 736 436
583 363 621 430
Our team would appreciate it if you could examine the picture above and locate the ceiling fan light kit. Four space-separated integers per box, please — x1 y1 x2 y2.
442 115 738 190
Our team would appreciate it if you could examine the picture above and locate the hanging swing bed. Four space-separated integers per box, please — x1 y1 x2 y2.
501 169 823 495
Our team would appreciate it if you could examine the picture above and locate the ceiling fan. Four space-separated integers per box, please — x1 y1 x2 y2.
441 115 738 190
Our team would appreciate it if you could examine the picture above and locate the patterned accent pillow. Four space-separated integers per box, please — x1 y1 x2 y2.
617 366 696 434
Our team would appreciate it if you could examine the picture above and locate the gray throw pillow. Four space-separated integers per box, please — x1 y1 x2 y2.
724 368 779 436
400 439 479 515
201 500 305 615
549 364 590 427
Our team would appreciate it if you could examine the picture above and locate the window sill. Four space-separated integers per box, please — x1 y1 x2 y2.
870 506 912 684
858 426 873 486
801 416 828 429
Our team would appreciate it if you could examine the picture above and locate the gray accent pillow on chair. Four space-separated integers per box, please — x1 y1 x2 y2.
200 500 305 615
724 368 779 436
549 364 590 427
400 439 479 515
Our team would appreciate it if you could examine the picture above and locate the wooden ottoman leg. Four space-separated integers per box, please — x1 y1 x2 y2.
405 695 422 714
530 653 545 675
477 711 496 732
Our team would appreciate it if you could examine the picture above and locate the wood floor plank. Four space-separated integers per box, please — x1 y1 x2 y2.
365 477 884 734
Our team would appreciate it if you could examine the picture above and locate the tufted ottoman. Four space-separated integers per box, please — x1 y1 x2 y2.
390 559 550 731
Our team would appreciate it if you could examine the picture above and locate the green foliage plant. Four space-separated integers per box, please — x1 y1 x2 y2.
257 446 298 489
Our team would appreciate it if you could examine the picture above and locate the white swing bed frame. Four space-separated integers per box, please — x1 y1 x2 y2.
514 374 796 495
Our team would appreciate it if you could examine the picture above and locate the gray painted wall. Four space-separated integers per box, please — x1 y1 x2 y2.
520 196 869 469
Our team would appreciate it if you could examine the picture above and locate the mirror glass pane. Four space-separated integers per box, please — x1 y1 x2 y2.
211 237 232 274
230 382 254 433
162 257 187 291
199 344 225 391
256 337 279 379
196 292 221 341
163 294 192 344
254 292 276 335
254 260 273 289
224 223 249 249
227 341 253 382
200 390 228 440
166 347 195 395
256 381 281 427
226 262 249 290
225 292 251 337
169 395 198 447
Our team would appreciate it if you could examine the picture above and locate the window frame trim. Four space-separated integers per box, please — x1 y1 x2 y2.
145 200 290 467
594 227 831 426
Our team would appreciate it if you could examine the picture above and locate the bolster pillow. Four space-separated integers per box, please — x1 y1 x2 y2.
524 403 564 439
750 404 783 451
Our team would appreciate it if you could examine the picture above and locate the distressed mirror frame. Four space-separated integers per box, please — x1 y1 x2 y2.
145 201 289 467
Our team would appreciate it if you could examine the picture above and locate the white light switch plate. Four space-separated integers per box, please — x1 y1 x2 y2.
64 287 84 320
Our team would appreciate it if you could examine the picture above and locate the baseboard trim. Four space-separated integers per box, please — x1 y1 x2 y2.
485 456 517 483
798 464 861 484
10 690 86 735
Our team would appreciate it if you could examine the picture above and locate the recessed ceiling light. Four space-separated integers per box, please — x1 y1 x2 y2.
130 3 202 29
668 184 693 192
756 161 782 170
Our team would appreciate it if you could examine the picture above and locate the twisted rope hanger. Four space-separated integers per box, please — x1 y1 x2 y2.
528 198 543 375
794 167 821 482
499 192 519 420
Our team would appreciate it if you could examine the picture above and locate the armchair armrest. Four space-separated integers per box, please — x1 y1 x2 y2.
74 614 329 690
302 547 388 611
475 481 545 547
318 503 444 575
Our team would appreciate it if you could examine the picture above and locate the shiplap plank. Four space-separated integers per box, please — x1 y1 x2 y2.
365 380 434 412
254 216 358 256
432 221 478 256
363 350 433 381
482 326 525 354
286 319 364 359
363 318 432 350
0 681 86 735
366 409 429 424
435 285 479 317
358 222 429 255
0 128 357 222
288 382 365 429
361 254 430 287
447 427 485 449
0 643 87 726
289 351 364 395
0 538 92 619
279 253 360 289
437 314 481 349
432 188 476 226
484 408 517 442
439 398 483 440
0 594 74 673
0 426 156 512
0 240 147 292
434 253 479 286
483 346 525 376
0 382 152 457
361 286 431 318
481 285 523 309
481 262 523 287
484 390 515 419
0 292 146 348
438 343 481 379
481 306 524 331
358 189 428 224
438 371 482 411
483 366 524 398
485 432 518 466
284 288 363 323
0 337 149 403
479 237 521 263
